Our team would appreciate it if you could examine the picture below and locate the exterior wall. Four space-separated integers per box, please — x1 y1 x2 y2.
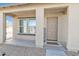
58 15 68 48
67 4 79 52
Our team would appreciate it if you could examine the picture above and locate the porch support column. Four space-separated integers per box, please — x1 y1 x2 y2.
67 4 79 52
36 8 44 48
0 12 5 43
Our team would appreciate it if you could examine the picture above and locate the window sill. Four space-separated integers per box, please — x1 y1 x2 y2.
18 33 35 36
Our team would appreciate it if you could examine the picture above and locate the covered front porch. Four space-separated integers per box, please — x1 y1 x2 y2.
4 6 67 47
0 3 79 56
2 5 67 56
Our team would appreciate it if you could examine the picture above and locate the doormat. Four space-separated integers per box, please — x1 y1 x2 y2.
48 40 57 41
47 42 58 45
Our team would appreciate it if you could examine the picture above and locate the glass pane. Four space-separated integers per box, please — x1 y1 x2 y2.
20 19 28 33
23 27 28 33
28 20 36 26
28 26 36 34
23 20 28 26
28 19 36 34
23 20 28 33
20 27 24 33
20 20 23 27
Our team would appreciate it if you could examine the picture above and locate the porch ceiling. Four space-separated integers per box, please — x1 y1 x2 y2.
6 7 67 17
45 7 67 14
11 10 35 16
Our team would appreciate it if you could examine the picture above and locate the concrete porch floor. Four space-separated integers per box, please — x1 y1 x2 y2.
5 39 67 56
5 39 35 47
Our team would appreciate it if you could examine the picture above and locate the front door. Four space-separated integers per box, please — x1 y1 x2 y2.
47 17 58 41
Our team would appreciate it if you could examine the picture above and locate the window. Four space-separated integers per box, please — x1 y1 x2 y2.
19 18 36 34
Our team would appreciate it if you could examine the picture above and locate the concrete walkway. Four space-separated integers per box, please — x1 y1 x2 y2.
46 45 67 56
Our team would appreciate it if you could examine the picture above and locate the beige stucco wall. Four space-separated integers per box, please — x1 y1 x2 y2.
67 4 79 52
58 15 68 48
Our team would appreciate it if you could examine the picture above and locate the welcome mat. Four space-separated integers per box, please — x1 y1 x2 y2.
47 42 58 45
